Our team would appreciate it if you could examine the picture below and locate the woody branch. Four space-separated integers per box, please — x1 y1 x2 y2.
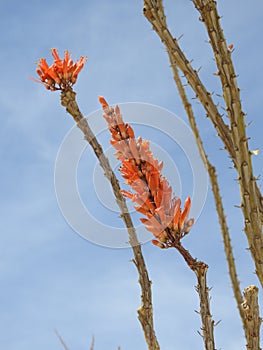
192 0 263 289
167 50 246 334
142 0 263 288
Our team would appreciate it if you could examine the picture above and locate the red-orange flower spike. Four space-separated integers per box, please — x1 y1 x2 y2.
99 96 194 249
34 48 87 91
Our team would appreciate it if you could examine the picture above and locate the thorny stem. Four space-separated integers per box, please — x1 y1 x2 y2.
60 87 160 350
171 238 216 350
242 286 262 350
192 0 263 290
167 51 247 335
163 227 215 350
143 0 263 287
193 263 215 350
143 0 234 158
162 225 215 350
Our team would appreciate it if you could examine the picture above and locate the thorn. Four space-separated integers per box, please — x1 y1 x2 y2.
214 319 221 327
197 330 203 337
214 71 220 76
199 16 204 22
177 34 184 41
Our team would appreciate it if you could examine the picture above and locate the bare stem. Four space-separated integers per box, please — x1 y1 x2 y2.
143 0 234 158
242 286 262 350
192 0 263 290
144 0 263 286
60 87 160 350
173 241 216 350
143 0 263 224
194 264 215 350
142 0 263 286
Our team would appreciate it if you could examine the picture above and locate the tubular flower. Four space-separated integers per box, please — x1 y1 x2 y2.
35 48 87 91
99 96 194 249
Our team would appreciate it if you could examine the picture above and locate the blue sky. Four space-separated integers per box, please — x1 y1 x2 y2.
0 1 263 349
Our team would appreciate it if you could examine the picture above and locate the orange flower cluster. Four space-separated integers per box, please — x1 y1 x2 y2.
99 96 194 248
35 48 87 91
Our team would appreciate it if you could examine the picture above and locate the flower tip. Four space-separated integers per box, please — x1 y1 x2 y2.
185 196 191 206
80 56 87 64
178 197 192 230
183 197 192 216
34 49 86 91
152 240 166 249
98 96 109 108
51 48 60 60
